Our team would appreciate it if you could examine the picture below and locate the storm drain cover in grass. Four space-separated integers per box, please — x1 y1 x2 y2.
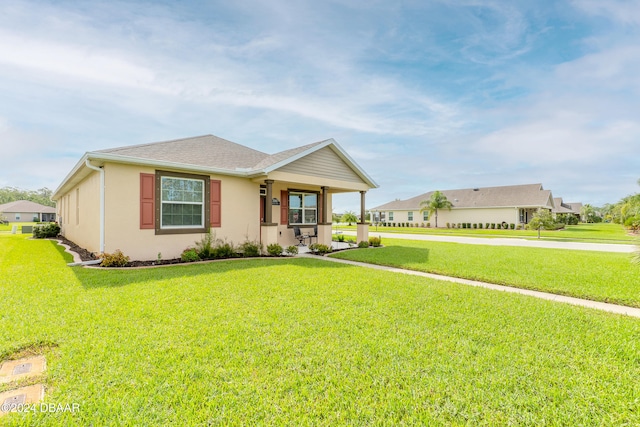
3 394 26 407
12 363 32 376
0 356 46 384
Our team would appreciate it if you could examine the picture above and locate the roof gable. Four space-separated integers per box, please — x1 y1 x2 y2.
0 200 56 213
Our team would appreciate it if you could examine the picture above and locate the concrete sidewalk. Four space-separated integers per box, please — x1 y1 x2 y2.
305 254 640 318
340 230 636 253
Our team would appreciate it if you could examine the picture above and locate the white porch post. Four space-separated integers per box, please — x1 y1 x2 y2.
317 186 332 245
260 179 279 248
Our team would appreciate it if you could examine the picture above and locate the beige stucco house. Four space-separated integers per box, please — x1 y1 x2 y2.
52 135 378 260
0 200 56 223
371 183 555 227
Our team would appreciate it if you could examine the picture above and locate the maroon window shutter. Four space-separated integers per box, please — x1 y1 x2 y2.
318 193 323 224
140 173 155 229
210 180 221 227
280 190 289 225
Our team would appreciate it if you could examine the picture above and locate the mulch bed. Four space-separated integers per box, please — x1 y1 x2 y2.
56 236 98 262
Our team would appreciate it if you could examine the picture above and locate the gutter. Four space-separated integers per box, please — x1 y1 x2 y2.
84 159 105 254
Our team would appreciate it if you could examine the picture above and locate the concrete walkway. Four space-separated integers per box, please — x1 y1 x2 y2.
340 231 636 253
303 254 640 318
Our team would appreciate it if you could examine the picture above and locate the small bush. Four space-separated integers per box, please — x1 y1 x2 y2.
426 222 431 228
181 248 200 263
479 223 483 229
358 241 369 248
491 223 495 229
446 223 450 228
100 250 130 267
195 232 216 259
266 243 283 256
473 223 477 229
214 242 237 259
309 243 332 255
285 245 299 256
336 234 345 242
485 223 490 229
369 236 382 247
239 240 262 257
510 223 515 230
32 223 61 239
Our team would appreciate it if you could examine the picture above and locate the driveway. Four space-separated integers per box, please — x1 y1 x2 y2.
340 231 636 253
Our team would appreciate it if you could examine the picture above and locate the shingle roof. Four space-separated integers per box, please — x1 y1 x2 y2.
95 134 270 170
0 200 56 213
372 184 554 211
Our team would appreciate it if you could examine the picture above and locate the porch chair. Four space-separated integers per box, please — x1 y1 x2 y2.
307 225 318 244
293 226 306 246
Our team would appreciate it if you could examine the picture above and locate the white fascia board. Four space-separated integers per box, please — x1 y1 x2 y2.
52 153 90 200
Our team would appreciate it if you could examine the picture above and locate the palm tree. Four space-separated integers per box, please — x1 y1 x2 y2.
419 191 453 228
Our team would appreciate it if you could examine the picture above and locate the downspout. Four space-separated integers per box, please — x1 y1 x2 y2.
85 159 105 253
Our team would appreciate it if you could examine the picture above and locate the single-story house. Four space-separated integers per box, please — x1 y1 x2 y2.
553 198 583 220
0 200 56 223
371 183 555 227
52 135 378 260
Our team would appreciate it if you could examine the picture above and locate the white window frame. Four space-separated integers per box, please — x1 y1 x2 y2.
160 176 205 229
408 211 413 221
288 191 318 225
15 213 21 221
388 211 394 221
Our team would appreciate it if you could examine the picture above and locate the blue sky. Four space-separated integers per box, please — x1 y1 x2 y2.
0 0 638 211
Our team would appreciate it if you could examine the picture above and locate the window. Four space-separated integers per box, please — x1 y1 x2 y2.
423 211 428 221
288 192 317 225
15 213 21 221
389 211 394 221
408 211 413 221
160 176 204 228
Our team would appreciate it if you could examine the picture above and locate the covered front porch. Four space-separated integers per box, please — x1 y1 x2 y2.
257 178 371 249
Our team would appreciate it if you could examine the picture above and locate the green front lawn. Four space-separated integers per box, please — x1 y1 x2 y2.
2 234 640 425
335 222 636 244
330 238 640 307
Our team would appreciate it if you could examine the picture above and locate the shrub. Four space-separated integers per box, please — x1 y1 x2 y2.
181 248 200 263
100 250 130 267
239 240 262 257
426 222 431 228
467 223 471 229
624 215 640 232
358 241 369 248
446 223 450 228
510 223 515 230
214 242 237 259
266 243 283 256
285 245 299 256
195 231 216 259
485 223 490 229
491 223 495 229
309 243 332 255
479 223 483 229
473 223 477 229
335 234 345 242
369 236 382 247
32 223 61 239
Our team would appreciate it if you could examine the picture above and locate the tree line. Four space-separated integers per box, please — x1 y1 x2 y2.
0 187 55 207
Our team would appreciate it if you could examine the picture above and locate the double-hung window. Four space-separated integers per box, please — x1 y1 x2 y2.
160 176 204 229
423 211 429 221
288 192 317 225
388 211 394 221
408 211 413 221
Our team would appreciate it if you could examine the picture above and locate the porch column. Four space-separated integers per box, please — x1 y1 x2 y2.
321 186 329 224
317 186 332 245
359 191 366 224
261 179 278 248
357 191 369 244
264 179 274 225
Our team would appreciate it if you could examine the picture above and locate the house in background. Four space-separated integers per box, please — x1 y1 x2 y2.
553 198 583 221
52 135 378 260
0 200 56 223
371 183 555 227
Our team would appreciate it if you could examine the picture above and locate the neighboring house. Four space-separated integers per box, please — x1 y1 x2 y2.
371 183 555 227
0 200 56 223
553 198 583 220
52 135 378 260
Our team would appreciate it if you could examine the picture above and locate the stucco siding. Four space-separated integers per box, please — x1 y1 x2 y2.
380 207 519 227
102 163 261 261
58 170 101 253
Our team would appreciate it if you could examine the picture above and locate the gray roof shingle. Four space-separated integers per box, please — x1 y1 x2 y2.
0 200 56 213
372 184 554 210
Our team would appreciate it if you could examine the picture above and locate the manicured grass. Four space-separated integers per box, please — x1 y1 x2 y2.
2 234 640 425
330 238 640 307
0 222 39 233
335 222 636 244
